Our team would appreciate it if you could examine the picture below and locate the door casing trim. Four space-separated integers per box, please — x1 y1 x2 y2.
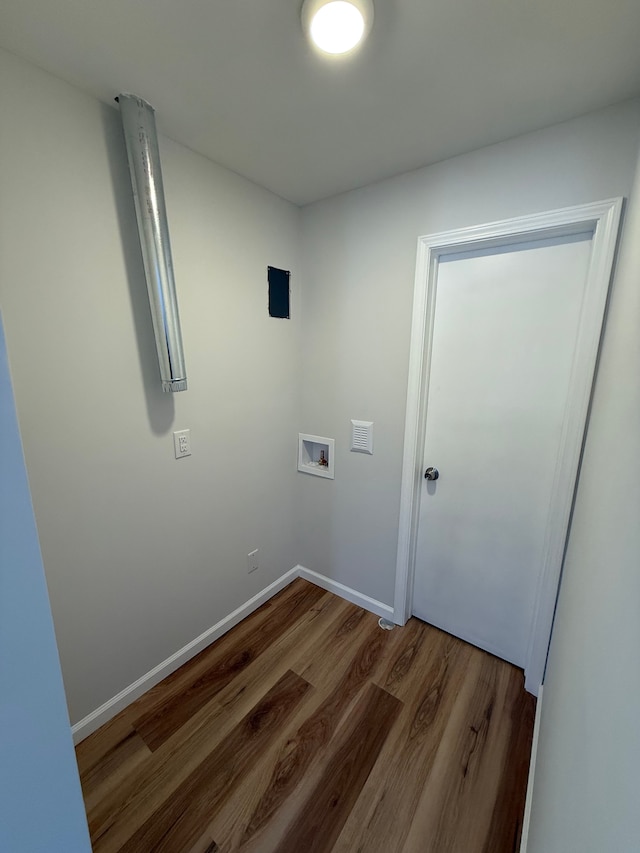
393 198 623 694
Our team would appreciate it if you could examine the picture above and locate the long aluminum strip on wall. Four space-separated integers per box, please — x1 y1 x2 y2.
118 93 187 392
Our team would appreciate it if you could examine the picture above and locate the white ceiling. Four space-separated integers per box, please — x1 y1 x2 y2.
1 0 640 205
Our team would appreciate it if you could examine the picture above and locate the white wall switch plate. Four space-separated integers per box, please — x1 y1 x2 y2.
247 548 259 573
173 429 191 459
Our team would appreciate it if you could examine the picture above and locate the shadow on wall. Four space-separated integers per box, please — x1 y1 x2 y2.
100 102 175 436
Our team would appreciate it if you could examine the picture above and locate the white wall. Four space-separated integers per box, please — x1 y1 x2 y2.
0 315 91 852
0 47 301 724
298 100 640 605
526 141 640 853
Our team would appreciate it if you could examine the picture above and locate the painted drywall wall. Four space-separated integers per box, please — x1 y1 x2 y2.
298 100 640 605
0 315 91 852
525 144 640 852
0 47 301 724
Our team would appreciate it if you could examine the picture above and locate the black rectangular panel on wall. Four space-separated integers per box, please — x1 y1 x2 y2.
268 266 290 319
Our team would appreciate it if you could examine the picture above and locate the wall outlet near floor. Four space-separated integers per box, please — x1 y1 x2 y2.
173 429 191 459
247 548 259 573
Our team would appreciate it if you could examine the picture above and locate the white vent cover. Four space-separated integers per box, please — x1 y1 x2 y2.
351 420 373 454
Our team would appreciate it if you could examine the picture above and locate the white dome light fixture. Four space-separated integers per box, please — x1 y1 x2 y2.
302 0 374 55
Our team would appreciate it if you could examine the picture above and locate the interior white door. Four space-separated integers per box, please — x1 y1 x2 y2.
412 233 593 668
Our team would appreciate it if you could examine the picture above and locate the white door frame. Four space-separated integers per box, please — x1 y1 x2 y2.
393 198 622 694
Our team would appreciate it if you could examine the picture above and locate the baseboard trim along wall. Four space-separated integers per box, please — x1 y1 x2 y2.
295 565 395 620
71 568 298 743
519 683 544 853
71 565 393 743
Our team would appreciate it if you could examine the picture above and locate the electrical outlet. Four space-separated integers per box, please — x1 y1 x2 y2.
173 429 191 459
247 548 259 574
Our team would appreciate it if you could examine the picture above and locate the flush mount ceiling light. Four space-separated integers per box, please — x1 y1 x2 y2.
301 0 374 55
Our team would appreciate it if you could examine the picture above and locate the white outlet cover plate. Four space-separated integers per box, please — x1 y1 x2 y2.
173 429 191 458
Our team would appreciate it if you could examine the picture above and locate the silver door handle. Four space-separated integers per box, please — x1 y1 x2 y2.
424 467 439 481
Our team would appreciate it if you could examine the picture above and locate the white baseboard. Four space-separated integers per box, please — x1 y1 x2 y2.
71 567 299 743
71 565 394 744
295 565 395 620
519 683 544 853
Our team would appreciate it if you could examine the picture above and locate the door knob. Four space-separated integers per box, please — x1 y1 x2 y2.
424 467 439 481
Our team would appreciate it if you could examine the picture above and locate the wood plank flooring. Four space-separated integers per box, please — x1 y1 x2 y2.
76 579 536 853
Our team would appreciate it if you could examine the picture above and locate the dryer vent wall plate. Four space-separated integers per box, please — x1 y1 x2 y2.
351 420 373 454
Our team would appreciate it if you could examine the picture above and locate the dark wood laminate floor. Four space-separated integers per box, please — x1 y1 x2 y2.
76 578 536 853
